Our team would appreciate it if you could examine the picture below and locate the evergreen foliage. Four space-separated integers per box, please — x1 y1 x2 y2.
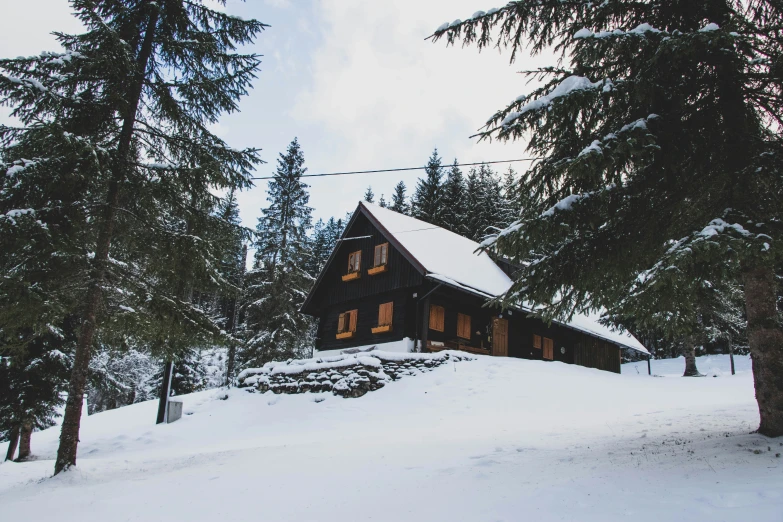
241 138 314 367
440 159 468 236
433 1 783 433
390 181 410 215
0 0 266 473
364 186 375 204
411 149 444 225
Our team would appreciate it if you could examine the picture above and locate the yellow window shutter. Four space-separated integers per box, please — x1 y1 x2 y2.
349 310 358 332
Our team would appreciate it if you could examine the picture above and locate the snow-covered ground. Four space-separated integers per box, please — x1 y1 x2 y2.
1 354 781 521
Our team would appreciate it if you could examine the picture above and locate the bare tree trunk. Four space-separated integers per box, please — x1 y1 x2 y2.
4 425 20 462
682 336 702 377
728 336 736 376
54 7 160 476
16 420 32 461
743 263 783 437
225 245 248 386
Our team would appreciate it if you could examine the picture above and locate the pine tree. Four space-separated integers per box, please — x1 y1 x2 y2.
390 181 410 215
476 164 506 240
501 166 522 226
464 168 484 241
242 139 314 367
440 159 468 236
411 149 444 225
434 2 783 434
364 186 375 204
0 0 266 474
378 194 388 208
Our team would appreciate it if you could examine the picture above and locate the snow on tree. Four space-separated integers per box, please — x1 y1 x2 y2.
440 159 468 236
0 0 266 474
378 194 388 208
433 2 783 435
241 138 314 367
390 181 410 215
411 149 444 226
364 186 375 204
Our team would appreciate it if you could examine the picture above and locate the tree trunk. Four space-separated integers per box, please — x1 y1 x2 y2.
225 245 248 386
54 7 160 476
16 420 32 461
156 360 174 424
682 336 702 377
4 425 20 462
743 263 783 437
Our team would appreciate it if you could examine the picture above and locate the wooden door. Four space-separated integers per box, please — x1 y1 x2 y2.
492 318 508 357
543 337 554 360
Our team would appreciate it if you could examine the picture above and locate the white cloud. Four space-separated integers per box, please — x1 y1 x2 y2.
291 0 552 219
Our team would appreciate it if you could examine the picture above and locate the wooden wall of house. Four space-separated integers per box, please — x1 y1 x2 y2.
315 288 417 351
422 286 623 373
426 286 498 350
308 213 422 313
574 338 622 373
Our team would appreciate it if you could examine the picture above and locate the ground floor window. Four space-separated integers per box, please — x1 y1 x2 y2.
378 302 393 327
429 304 445 332
457 313 471 339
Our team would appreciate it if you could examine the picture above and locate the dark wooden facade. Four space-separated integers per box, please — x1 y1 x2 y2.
301 206 625 374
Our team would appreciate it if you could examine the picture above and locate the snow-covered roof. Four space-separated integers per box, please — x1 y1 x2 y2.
361 202 648 354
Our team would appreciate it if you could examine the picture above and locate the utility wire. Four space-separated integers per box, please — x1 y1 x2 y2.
249 158 539 180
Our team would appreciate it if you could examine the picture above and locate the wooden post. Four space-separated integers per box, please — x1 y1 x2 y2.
419 296 430 352
156 360 174 424
728 336 735 376
647 354 651 376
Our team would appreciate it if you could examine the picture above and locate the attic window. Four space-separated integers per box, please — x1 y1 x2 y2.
348 251 361 273
429 305 445 332
369 243 389 275
337 310 358 339
342 251 362 281
374 243 388 266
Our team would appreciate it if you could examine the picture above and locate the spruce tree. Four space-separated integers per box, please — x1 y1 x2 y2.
464 168 484 241
390 181 410 215
476 164 506 240
0 0 265 474
441 159 468 236
364 186 375 204
378 194 388 208
411 149 444 225
242 138 314 366
501 166 522 226
434 2 783 435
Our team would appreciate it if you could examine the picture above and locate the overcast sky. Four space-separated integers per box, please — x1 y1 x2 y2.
0 0 550 227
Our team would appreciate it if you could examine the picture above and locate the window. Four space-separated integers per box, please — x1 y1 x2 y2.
457 313 471 340
374 243 389 267
543 337 554 360
373 302 394 334
429 304 445 332
347 251 361 273
337 309 358 338
378 302 393 327
533 334 542 349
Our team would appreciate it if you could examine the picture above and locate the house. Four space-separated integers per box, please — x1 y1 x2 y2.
301 202 649 373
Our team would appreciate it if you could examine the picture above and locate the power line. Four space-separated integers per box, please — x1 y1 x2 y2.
249 158 539 180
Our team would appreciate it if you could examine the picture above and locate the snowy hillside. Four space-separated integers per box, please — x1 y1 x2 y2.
1 354 781 521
